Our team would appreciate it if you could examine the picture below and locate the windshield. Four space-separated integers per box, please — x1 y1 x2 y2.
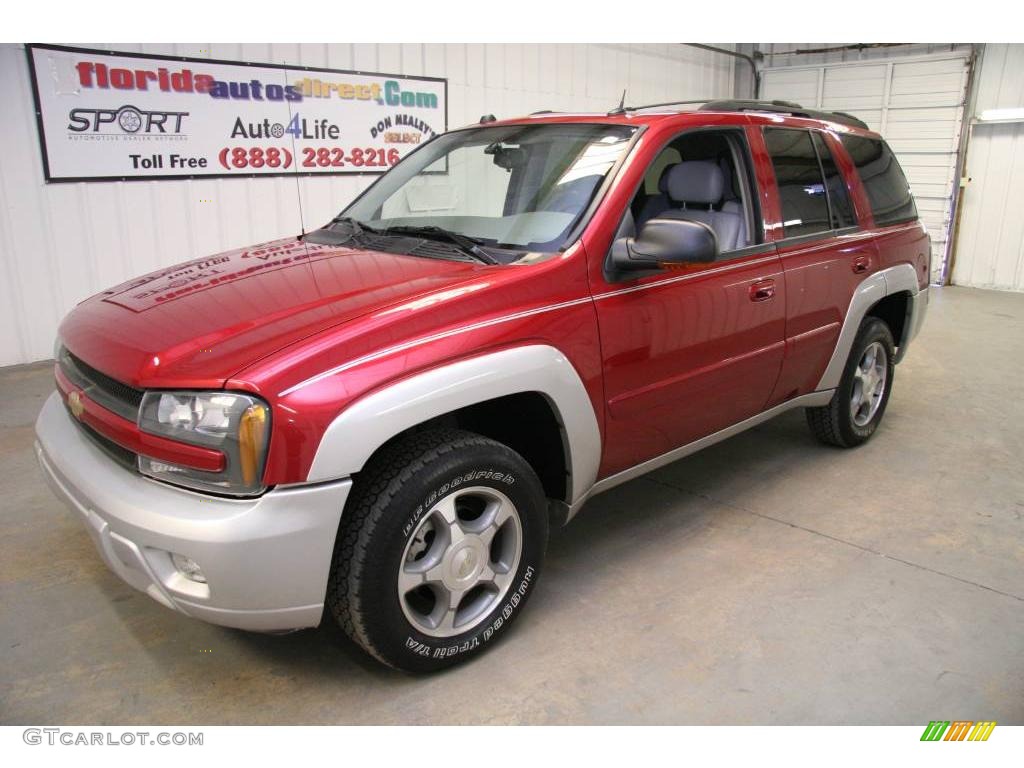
339 123 637 255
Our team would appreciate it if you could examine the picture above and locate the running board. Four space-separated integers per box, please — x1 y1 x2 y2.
566 389 835 522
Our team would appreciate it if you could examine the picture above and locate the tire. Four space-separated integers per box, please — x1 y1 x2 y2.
806 317 896 448
327 428 548 673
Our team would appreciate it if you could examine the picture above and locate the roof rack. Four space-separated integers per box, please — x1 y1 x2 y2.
602 98 870 129
699 100 870 130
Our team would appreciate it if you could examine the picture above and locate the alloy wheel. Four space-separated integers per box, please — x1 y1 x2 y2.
850 340 888 427
398 486 522 638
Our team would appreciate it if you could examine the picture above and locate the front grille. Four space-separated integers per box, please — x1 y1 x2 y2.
57 347 143 422
57 345 143 472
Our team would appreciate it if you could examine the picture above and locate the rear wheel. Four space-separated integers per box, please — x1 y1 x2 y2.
327 429 548 673
806 317 896 447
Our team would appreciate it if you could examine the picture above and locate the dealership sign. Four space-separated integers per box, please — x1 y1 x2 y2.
26 44 447 182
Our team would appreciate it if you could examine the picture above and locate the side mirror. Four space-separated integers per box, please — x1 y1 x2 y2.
610 218 718 273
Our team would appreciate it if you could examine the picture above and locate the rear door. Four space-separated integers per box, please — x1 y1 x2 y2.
752 125 878 405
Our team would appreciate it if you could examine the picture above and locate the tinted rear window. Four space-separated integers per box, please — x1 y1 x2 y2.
764 128 831 239
840 135 917 226
811 132 855 229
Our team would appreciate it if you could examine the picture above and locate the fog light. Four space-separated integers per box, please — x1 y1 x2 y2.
171 553 207 584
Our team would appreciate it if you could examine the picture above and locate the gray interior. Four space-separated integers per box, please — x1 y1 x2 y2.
632 132 755 255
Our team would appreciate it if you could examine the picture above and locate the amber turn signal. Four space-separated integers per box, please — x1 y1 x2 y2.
239 404 268 487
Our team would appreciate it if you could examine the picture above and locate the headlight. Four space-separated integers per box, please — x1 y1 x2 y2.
138 391 270 496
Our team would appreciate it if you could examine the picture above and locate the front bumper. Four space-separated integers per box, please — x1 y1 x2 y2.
35 392 351 631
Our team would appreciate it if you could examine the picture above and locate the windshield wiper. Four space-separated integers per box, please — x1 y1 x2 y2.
383 225 499 265
328 216 384 236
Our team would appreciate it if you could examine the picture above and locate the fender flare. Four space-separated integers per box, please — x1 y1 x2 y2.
305 344 602 505
816 263 921 390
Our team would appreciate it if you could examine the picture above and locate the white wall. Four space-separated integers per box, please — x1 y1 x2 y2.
950 44 1024 291
759 43 1024 293
760 51 971 284
0 43 735 366
758 43 973 69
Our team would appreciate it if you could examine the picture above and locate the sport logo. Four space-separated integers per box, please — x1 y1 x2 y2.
920 721 996 741
68 105 188 134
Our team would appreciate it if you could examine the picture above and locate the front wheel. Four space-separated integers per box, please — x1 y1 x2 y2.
327 429 548 673
806 317 896 447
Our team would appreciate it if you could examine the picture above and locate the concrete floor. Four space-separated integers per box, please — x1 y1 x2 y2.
1 285 1022 725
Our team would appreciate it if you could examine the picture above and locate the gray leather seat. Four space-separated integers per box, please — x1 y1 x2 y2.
659 161 745 252
722 200 748 247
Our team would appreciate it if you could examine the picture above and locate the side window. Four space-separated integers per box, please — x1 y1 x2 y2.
840 135 918 226
764 128 831 239
811 132 855 229
626 130 758 258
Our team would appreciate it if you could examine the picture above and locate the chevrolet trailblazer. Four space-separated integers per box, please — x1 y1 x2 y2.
36 99 929 672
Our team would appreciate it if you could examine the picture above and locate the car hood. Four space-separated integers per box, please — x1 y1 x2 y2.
59 236 484 389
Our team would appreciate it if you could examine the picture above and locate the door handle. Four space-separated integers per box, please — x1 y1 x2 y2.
749 279 776 302
852 256 871 274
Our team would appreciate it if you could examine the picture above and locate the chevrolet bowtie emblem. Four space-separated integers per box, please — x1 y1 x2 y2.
68 390 85 420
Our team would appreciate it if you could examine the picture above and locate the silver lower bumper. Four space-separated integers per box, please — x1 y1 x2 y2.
35 392 351 632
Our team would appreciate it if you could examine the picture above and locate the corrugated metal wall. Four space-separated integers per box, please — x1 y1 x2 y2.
760 49 972 284
759 43 972 69
0 43 735 366
950 44 1024 292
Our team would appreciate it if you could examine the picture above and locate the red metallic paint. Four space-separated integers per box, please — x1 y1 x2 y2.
746 118 928 406
742 122 874 406
766 232 877 405
579 117 787 476
239 243 603 485
59 238 488 390
55 109 929 491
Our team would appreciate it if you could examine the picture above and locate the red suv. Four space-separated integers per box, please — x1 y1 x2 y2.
36 99 929 672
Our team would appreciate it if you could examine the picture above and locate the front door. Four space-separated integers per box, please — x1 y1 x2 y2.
590 128 786 478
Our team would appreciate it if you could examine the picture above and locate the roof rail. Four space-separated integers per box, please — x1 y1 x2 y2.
600 98 870 129
699 99 870 130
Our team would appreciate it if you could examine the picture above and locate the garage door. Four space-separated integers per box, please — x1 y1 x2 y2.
761 54 971 283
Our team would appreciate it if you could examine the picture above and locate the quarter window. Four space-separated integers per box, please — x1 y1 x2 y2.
840 135 918 226
764 128 831 239
811 132 855 229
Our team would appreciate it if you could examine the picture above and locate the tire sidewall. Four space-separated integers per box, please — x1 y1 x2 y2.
837 319 896 444
355 442 547 672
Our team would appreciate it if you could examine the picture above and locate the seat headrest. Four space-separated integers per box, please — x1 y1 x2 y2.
657 163 677 194
666 161 725 205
